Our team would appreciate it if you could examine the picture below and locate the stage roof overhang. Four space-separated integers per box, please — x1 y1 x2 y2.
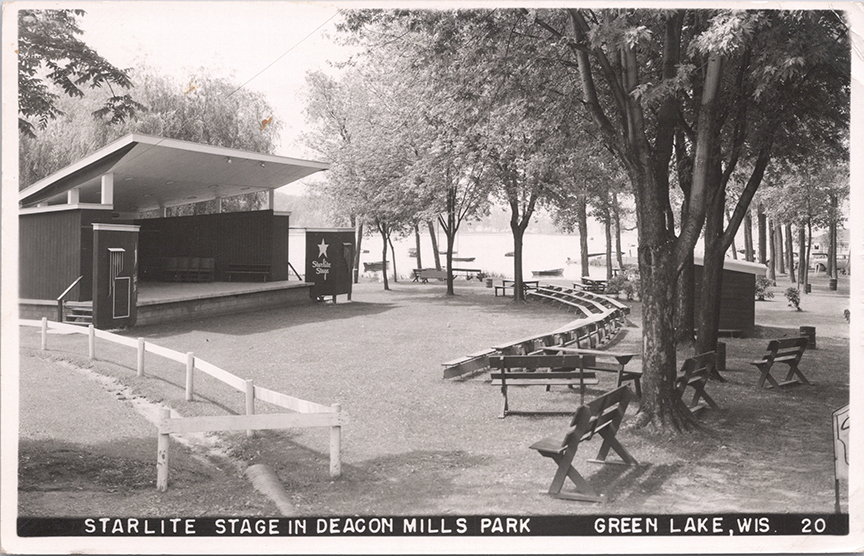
19 134 330 213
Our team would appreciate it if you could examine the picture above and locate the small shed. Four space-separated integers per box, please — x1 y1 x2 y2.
693 256 767 333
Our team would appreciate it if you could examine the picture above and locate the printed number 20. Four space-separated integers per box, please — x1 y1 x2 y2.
801 518 826 533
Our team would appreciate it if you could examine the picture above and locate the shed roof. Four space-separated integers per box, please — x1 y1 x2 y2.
19 134 329 213
693 256 767 276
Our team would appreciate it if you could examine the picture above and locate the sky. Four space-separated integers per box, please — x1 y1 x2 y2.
75 1 353 190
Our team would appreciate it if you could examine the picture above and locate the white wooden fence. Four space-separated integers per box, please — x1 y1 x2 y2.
22 318 348 491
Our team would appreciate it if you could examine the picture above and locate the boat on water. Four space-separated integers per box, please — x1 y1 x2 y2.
451 256 476 262
531 268 564 277
363 261 388 272
504 252 514 257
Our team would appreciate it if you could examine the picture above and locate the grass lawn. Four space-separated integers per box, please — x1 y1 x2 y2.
18 273 850 517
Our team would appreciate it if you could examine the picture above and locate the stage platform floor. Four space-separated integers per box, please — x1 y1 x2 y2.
136 279 310 305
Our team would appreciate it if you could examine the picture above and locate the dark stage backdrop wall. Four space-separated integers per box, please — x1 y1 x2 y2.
135 210 289 281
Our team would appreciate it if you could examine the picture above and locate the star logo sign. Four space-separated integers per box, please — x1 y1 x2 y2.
317 239 329 259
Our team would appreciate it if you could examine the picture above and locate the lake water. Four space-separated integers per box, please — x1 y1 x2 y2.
289 229 639 281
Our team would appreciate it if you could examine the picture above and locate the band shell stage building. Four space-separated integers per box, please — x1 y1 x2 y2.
19 134 330 329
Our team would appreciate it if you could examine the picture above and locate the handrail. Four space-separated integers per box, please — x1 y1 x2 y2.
57 275 84 301
56 275 84 323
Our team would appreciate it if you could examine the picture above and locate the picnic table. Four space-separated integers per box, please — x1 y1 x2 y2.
495 279 539 297
542 346 641 396
576 278 608 293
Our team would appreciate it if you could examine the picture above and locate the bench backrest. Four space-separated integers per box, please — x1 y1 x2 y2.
489 354 585 371
765 337 808 360
558 386 633 448
676 352 716 391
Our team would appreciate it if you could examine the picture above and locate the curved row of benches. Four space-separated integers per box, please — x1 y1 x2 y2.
441 284 630 380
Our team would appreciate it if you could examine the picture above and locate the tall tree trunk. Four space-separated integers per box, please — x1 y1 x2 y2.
577 196 590 277
414 223 423 269
427 221 441 271
829 193 838 278
726 208 738 260
757 203 767 264
510 221 526 302
743 210 754 262
444 172 458 296
379 225 390 291
353 219 363 284
786 223 796 284
767 219 776 284
604 208 613 280
567 8 694 433
695 164 725 379
675 252 695 345
776 223 785 275
798 225 807 287
613 192 624 270
388 236 398 283
805 220 813 292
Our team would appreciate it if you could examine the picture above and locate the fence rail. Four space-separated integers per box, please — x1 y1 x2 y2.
21 318 347 490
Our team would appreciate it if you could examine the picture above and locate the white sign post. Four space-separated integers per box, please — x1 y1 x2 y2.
832 404 849 513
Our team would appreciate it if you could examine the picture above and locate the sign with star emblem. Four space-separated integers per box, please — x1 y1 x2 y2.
304 228 355 302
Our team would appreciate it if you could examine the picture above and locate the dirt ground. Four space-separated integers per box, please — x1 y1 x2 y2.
16 272 850 518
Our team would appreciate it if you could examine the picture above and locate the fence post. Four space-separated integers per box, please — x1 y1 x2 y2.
41 317 48 351
88 325 95 359
137 338 145 377
245 380 255 438
157 408 170 491
330 403 342 478
185 352 194 401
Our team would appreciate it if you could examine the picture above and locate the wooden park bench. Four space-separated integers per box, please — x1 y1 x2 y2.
749 337 810 389
542 346 641 397
494 279 539 297
227 264 271 282
412 268 448 282
529 385 637 502
675 352 719 413
451 267 483 280
489 354 599 418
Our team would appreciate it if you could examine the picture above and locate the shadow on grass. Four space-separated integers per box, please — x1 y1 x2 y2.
18 437 214 493
232 431 486 514
131 300 399 338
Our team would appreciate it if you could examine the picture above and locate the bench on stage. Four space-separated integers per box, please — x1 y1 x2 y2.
529 385 637 502
495 279 539 297
541 346 641 397
227 264 271 282
163 257 215 282
749 337 810 389
489 354 599 418
675 352 719 414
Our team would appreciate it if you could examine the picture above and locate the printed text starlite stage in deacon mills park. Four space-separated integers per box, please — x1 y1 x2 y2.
18 514 849 537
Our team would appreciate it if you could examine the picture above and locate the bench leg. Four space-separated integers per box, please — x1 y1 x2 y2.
755 364 780 389
541 452 602 503
784 365 810 385
499 383 509 419
589 429 638 466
